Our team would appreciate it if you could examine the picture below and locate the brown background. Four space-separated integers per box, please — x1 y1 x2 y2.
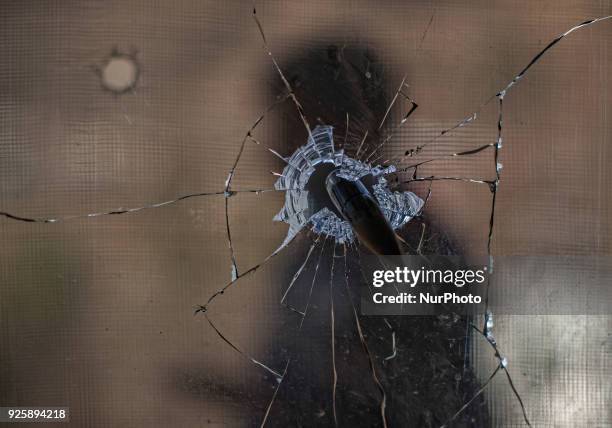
1 0 610 426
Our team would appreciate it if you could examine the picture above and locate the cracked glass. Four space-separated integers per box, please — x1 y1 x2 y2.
1 1 611 427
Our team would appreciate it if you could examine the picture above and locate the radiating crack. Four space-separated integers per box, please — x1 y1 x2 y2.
0 187 291 224
329 244 339 427
344 243 388 428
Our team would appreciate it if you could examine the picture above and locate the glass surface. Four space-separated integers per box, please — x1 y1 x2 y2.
1 1 610 426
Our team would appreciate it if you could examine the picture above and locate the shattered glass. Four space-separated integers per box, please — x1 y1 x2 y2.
273 124 422 245
1 1 611 427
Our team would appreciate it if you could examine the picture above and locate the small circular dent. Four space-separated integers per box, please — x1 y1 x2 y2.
101 55 138 93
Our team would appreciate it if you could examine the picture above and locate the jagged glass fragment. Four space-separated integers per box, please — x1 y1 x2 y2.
274 125 423 243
